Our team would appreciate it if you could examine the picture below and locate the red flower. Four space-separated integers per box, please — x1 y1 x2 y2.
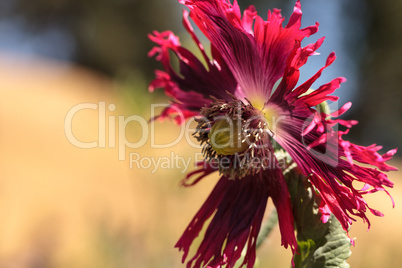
148 0 397 267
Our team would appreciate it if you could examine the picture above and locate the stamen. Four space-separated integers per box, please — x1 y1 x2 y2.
194 97 276 179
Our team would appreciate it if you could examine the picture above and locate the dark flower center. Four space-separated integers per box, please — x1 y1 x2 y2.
194 97 279 178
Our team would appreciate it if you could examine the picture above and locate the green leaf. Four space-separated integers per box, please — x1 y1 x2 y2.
286 172 351 268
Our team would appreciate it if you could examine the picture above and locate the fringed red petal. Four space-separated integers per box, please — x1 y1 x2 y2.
176 169 296 268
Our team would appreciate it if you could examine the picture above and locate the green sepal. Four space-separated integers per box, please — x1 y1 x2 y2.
286 171 352 268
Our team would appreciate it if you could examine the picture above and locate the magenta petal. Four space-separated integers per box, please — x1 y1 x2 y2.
339 133 398 172
148 24 239 122
176 169 296 268
330 102 352 117
148 70 211 123
273 105 395 231
299 76 346 107
182 0 319 101
318 199 331 224
180 161 218 187
242 5 257 35
284 49 334 101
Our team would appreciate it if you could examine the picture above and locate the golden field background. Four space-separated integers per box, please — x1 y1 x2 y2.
0 54 400 268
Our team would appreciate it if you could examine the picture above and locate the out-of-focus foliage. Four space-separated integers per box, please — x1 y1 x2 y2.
0 0 183 76
0 0 292 77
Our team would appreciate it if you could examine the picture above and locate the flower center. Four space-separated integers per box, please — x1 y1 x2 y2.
208 119 249 155
194 97 276 179
261 105 282 134
249 97 265 111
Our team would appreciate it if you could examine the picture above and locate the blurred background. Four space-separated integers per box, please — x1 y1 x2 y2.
0 0 400 267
